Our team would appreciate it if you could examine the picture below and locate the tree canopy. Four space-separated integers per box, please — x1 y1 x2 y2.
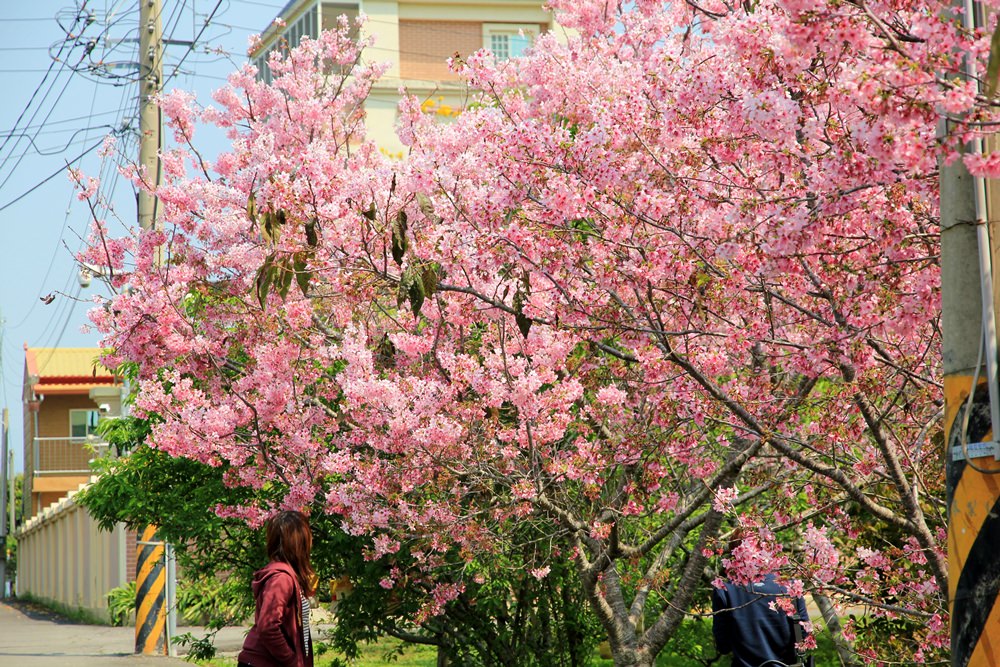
79 1 962 663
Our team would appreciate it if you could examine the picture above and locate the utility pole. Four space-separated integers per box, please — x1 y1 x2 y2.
1 408 8 599
6 451 11 543
943 0 1000 663
134 0 170 656
138 0 162 235
942 159 1000 667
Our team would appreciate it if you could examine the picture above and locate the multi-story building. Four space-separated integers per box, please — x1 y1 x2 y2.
21 346 121 518
15 346 134 623
250 0 554 154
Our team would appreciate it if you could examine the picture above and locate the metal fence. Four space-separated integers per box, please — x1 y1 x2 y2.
33 437 110 475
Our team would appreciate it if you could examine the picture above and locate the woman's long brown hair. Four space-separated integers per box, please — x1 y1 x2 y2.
266 510 316 596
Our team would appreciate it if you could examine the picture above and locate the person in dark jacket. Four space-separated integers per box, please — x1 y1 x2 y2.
238 511 316 667
712 573 810 667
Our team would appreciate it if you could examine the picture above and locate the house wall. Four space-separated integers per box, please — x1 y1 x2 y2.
249 1 556 154
37 395 95 438
399 20 480 82
26 394 101 517
16 482 130 623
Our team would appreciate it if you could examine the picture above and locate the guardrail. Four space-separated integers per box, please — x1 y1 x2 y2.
33 437 110 475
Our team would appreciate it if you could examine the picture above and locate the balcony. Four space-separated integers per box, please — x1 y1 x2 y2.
33 437 110 475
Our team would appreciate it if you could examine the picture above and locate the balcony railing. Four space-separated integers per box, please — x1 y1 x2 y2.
33 437 110 475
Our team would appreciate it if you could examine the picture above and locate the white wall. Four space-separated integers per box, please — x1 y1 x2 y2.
16 479 127 623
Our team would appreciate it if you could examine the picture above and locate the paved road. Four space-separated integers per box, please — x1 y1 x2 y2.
0 599 249 666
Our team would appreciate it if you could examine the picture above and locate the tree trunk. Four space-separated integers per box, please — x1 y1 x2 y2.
812 592 859 667
608 643 655 667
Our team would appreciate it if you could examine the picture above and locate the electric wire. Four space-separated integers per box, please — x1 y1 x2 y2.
0 110 122 135
0 138 107 213
10 69 117 335
1 1 143 465
0 10 100 194
0 9 81 161
1 125 116 160
0 3 142 215
162 0 225 87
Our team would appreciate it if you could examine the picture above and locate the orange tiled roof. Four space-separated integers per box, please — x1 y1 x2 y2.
24 347 117 395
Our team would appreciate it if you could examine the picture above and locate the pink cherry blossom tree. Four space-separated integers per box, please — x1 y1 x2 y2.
80 0 967 663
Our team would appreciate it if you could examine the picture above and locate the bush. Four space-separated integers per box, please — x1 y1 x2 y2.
107 581 136 626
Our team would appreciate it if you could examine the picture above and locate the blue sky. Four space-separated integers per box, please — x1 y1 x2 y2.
0 0 283 473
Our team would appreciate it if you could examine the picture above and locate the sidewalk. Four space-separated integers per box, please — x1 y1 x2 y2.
0 599 249 666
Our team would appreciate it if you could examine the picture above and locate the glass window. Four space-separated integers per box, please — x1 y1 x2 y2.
491 33 510 60
509 33 531 58
70 409 100 439
483 24 537 60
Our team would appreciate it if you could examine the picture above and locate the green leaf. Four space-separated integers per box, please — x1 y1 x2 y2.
294 252 311 296
261 209 286 244
420 262 441 296
513 271 532 338
254 253 277 306
416 192 437 221
276 257 295 299
396 268 425 317
408 272 424 317
305 219 318 247
515 310 533 338
246 192 257 224
391 210 408 266
362 203 377 221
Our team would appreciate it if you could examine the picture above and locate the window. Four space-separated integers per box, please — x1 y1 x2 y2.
483 23 537 60
254 5 322 84
284 6 317 50
70 409 100 439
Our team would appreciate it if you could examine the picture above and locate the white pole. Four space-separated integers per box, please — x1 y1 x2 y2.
166 542 178 656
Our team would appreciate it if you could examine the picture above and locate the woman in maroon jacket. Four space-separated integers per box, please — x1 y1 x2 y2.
238 511 316 667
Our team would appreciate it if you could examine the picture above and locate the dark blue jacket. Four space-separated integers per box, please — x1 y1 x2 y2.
712 574 809 667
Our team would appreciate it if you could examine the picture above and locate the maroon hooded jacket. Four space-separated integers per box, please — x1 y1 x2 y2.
237 561 313 667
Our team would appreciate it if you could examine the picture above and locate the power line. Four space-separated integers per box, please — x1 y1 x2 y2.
0 19 77 160
163 0 224 87
1 125 116 159
0 110 121 135
0 68 80 191
0 7 96 194
0 138 107 214
11 71 117 336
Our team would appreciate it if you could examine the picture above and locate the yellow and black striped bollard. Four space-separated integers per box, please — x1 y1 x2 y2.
946 380 1000 667
134 525 166 655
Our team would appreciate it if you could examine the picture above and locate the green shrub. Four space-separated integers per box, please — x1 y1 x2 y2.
107 581 136 626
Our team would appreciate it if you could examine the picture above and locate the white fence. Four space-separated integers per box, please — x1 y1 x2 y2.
16 479 129 623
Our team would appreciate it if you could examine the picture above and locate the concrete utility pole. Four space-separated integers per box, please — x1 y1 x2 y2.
138 0 163 236
134 0 172 656
942 159 1000 667
1 408 8 599
943 0 1000 662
